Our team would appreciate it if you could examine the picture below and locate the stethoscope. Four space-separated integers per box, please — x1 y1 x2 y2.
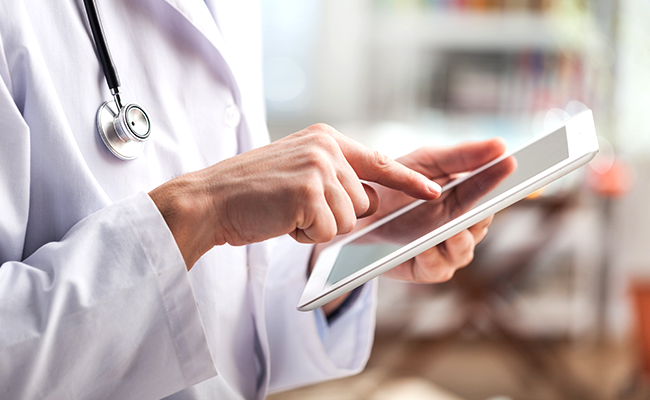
83 0 151 160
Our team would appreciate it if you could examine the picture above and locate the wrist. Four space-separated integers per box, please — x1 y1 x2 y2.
149 172 217 270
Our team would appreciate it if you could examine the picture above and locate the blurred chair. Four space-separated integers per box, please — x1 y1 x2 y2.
621 281 650 400
432 194 603 400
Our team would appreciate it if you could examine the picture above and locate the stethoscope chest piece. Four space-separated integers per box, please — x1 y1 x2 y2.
84 0 152 161
97 100 151 160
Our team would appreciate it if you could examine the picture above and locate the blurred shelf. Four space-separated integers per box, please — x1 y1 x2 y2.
340 112 539 158
372 10 599 52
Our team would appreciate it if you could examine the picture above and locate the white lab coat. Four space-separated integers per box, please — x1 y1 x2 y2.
0 0 377 399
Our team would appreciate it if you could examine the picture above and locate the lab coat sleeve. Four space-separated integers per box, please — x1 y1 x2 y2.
264 235 377 393
0 192 217 400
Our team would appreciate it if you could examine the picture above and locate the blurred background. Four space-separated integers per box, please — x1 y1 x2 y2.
261 0 650 399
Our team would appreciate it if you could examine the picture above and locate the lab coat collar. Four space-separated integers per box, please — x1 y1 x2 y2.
150 0 243 105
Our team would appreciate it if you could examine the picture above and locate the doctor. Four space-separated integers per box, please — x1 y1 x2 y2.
0 1 505 399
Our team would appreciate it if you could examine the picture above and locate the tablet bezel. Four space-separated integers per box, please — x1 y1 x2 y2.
298 110 598 311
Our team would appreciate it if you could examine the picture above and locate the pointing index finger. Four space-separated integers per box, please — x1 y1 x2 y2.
334 132 442 200
402 137 508 180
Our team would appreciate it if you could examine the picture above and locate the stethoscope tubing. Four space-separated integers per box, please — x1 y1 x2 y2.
82 0 151 160
82 0 121 93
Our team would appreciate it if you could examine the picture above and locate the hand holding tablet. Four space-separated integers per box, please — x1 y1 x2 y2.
299 110 599 311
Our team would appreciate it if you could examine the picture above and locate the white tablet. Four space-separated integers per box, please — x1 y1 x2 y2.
298 110 599 311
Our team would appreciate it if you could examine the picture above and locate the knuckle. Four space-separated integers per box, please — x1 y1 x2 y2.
338 213 356 235
305 148 331 172
300 184 323 205
294 230 314 244
303 153 340 183
410 263 422 283
463 249 475 266
441 268 456 282
339 224 354 235
318 223 337 243
294 234 310 244
371 150 393 171
326 227 337 242
355 195 370 216
311 132 339 154
308 123 334 135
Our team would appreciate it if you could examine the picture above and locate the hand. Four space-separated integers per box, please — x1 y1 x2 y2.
149 124 442 269
381 138 508 283
314 138 510 315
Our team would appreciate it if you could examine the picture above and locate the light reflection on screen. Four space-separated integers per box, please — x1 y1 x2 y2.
325 128 569 286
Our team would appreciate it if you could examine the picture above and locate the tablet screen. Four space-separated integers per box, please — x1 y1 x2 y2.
325 127 569 286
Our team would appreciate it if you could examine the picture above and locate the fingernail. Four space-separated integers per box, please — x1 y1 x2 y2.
428 181 442 195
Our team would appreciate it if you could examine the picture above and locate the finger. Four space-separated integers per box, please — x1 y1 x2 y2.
451 154 517 208
412 247 456 283
440 230 476 268
333 159 372 218
358 183 379 218
380 255 428 282
291 198 338 243
327 129 442 200
384 219 491 283
386 216 493 282
383 245 455 283
469 215 493 234
323 183 357 235
472 226 490 246
467 215 493 244
400 137 507 179
413 261 458 283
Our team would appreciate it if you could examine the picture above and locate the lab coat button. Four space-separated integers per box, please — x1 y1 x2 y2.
224 104 241 128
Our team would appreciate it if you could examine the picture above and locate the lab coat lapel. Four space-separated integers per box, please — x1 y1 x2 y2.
147 0 244 105
134 1 272 394
247 241 271 398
